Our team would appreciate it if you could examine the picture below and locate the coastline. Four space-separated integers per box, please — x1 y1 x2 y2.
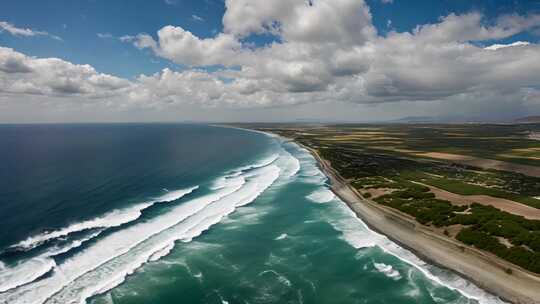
301 142 540 304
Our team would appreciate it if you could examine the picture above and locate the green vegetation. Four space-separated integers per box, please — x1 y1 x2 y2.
376 185 540 273
455 204 540 273
248 123 540 274
419 177 540 209
375 185 467 227
314 145 540 210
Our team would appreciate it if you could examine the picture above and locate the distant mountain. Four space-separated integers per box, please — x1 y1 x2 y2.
389 115 497 124
514 116 540 124
391 116 437 123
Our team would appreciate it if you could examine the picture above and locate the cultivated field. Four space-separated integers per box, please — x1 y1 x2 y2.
249 123 540 275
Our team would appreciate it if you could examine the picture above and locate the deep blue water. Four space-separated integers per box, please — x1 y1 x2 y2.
0 124 504 304
0 124 273 250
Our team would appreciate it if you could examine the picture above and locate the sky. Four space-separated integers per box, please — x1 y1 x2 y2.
0 0 540 123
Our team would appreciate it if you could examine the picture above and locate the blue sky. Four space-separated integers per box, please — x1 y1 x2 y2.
0 0 539 123
2 0 538 79
0 0 225 78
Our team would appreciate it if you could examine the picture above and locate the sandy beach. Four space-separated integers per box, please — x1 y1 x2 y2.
303 144 540 304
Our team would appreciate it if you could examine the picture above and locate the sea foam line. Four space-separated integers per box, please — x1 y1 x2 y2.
9 186 199 252
0 230 104 293
1 157 280 304
44 165 280 304
318 179 505 303
0 178 243 304
0 258 56 293
373 262 402 280
0 187 197 294
290 141 506 304
306 188 335 204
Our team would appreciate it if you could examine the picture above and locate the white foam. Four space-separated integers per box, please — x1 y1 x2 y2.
329 198 506 303
275 233 288 240
154 187 198 203
54 166 279 304
0 258 56 293
258 270 292 287
1 162 280 304
289 142 506 304
374 262 402 280
306 188 335 204
0 230 103 294
47 230 104 256
232 153 279 174
274 149 300 179
10 186 198 251
214 290 229 304
182 165 280 242
148 243 175 262
0 180 239 304
294 147 327 184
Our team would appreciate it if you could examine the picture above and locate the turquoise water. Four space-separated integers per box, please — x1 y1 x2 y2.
0 125 504 304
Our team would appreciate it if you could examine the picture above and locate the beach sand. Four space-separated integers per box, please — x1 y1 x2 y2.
304 145 540 304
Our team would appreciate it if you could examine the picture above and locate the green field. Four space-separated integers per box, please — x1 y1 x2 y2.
244 123 540 274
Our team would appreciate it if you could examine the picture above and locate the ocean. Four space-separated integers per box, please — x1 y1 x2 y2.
0 124 505 304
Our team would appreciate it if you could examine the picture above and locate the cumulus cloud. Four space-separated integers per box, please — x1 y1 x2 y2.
0 47 130 97
0 21 62 41
2 0 540 121
484 41 530 50
120 1 540 108
411 13 540 43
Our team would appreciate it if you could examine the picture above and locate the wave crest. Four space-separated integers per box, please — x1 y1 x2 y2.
9 186 198 252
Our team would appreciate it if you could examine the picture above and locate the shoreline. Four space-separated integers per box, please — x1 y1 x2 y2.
223 125 540 303
300 142 540 304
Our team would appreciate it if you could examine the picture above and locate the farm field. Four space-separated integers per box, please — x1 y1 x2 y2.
251 123 540 274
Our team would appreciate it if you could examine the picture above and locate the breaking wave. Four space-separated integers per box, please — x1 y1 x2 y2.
0 149 283 304
290 141 507 304
373 262 402 280
306 188 335 204
9 186 199 252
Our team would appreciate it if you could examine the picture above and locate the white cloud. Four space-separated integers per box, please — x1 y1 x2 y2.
2 0 540 122
222 0 375 44
130 27 241 66
484 41 530 50
411 13 540 43
119 35 135 42
0 47 130 97
0 21 62 41
123 1 540 107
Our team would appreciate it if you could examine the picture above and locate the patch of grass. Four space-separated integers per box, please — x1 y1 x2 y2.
422 178 540 209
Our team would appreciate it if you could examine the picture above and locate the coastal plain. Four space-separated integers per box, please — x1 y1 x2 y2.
239 123 540 304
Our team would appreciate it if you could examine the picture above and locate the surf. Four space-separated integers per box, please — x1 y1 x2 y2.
8 186 199 252
289 141 506 304
0 150 284 304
